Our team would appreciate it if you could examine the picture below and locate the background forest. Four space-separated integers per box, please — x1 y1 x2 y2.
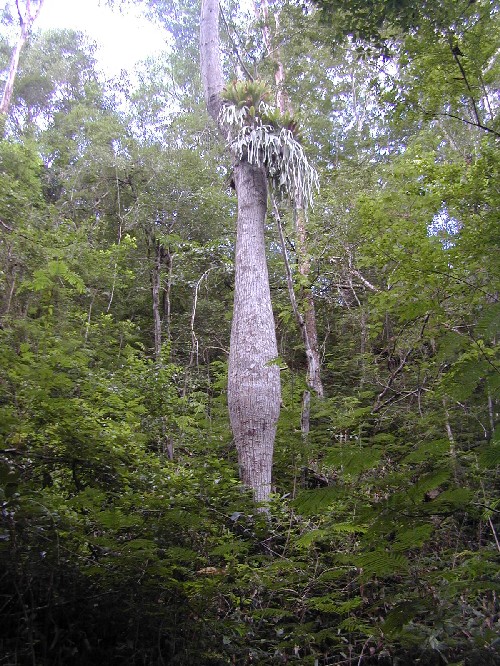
0 0 499 664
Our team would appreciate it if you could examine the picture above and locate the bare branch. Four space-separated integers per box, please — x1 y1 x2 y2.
219 5 255 81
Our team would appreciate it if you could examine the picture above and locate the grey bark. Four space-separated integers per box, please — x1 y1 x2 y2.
200 0 223 123
200 0 281 503
229 161 281 502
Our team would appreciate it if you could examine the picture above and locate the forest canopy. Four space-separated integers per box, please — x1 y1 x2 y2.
0 0 499 664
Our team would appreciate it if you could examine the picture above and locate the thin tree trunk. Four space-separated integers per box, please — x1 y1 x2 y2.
3 256 18 317
295 200 324 397
163 250 173 346
0 0 45 118
200 0 281 503
257 0 324 399
106 165 123 313
443 397 458 482
273 197 322 409
0 30 26 117
487 391 495 439
189 267 215 367
152 240 163 360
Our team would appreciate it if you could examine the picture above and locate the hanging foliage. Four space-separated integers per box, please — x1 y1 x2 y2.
219 82 319 208
232 123 319 208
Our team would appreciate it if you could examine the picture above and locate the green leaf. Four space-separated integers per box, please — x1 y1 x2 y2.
479 428 500 468
308 595 362 614
393 523 433 551
403 439 450 463
292 486 342 516
324 446 383 476
341 550 409 578
97 509 138 529
383 601 428 633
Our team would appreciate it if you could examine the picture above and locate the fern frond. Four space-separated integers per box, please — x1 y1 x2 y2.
324 446 383 476
307 595 362 614
292 486 342 516
403 439 449 464
479 441 500 469
340 549 409 578
393 523 433 552
383 601 428 634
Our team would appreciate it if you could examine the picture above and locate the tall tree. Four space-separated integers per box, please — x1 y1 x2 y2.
200 0 281 502
0 0 45 119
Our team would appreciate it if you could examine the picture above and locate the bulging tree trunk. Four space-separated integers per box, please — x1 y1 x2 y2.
200 0 281 503
229 160 281 502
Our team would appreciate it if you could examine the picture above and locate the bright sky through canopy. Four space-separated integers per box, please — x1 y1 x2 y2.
36 0 167 76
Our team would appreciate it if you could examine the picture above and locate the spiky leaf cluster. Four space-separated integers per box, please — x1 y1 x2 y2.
221 79 271 109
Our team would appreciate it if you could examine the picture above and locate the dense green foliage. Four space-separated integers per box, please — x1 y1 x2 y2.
0 2 499 664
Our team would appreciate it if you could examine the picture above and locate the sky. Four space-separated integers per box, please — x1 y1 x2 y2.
35 0 167 76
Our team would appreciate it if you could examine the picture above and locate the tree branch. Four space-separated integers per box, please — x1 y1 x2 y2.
219 5 255 81
433 111 500 138
448 39 482 129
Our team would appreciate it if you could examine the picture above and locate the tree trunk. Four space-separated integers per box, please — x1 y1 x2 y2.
200 0 281 502
0 0 45 118
152 240 163 360
200 0 222 122
295 201 324 397
0 29 27 117
229 160 281 502
163 249 173 346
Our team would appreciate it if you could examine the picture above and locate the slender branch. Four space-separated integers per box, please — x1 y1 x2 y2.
473 503 500 516
372 347 413 413
273 197 306 332
433 111 500 138
189 267 216 367
372 314 430 413
357 637 373 666
32 0 45 23
219 6 254 81
489 517 500 554
351 268 380 293
16 0 24 26
449 40 482 129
